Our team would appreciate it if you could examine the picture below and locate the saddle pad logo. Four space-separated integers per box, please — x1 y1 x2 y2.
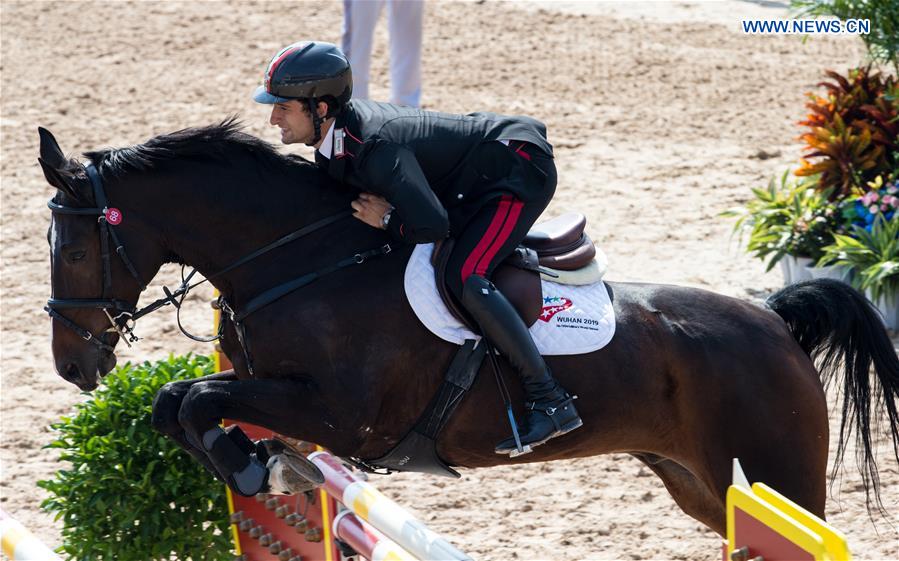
539 296 573 322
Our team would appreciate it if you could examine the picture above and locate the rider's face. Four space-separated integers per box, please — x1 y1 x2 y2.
269 100 330 147
269 100 314 145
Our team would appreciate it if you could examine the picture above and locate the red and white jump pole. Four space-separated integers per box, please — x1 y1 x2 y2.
309 451 473 561
333 510 417 561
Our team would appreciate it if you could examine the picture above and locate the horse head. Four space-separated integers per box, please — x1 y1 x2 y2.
39 120 358 390
40 127 165 391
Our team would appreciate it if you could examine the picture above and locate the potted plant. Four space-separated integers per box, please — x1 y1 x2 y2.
795 67 898 200
727 170 839 284
819 210 899 330
728 65 897 284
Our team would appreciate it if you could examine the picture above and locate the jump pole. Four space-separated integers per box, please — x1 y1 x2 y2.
0 509 62 561
333 510 416 561
310 451 473 561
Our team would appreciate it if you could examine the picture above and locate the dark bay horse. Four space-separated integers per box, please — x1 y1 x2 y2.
40 122 899 536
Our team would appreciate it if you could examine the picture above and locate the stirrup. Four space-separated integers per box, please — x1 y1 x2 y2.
509 444 533 458
495 394 581 456
504 403 533 458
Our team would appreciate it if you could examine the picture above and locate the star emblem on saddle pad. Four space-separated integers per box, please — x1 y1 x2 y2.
539 297 573 322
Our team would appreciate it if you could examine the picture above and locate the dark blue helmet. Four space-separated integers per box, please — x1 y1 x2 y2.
253 41 352 107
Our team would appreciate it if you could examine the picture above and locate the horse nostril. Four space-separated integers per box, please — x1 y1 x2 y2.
64 363 82 383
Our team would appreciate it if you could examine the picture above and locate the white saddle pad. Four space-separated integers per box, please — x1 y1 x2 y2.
404 243 616 355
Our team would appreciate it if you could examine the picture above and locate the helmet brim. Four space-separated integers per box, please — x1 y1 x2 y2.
252 85 293 104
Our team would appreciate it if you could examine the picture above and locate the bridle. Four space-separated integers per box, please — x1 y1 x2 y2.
46 160 392 370
45 163 148 352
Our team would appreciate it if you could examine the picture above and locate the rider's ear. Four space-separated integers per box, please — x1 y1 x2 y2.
38 127 66 169
317 100 330 119
39 157 83 201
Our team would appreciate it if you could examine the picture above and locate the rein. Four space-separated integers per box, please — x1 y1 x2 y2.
46 162 392 363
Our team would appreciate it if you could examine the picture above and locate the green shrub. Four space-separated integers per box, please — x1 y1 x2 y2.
38 354 232 561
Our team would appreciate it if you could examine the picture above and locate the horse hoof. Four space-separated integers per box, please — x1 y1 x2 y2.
263 438 325 495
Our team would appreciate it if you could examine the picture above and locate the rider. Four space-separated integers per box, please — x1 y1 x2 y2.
253 41 582 455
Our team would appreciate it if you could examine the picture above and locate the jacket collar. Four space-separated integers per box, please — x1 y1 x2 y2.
318 107 360 183
316 120 337 160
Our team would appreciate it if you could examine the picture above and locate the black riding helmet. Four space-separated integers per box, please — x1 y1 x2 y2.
253 41 353 144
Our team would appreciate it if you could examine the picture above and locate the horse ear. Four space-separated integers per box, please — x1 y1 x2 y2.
39 157 82 201
38 127 66 169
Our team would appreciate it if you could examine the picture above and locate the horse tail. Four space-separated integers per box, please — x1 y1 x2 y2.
766 278 899 514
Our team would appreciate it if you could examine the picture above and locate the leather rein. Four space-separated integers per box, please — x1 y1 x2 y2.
46 161 392 363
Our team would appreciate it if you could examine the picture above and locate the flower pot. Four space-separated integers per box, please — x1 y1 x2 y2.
865 289 899 331
779 258 793 285
806 264 852 283
790 256 814 283
779 255 814 285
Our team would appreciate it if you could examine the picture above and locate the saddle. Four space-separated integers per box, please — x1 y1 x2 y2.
433 212 597 330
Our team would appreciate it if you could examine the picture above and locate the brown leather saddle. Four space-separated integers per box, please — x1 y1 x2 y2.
432 212 596 330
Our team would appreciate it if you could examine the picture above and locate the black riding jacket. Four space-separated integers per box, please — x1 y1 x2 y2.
314 99 553 244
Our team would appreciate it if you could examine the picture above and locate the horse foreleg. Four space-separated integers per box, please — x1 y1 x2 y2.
174 377 356 497
633 453 726 535
151 370 239 480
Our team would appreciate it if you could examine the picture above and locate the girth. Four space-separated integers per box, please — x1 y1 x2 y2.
350 338 487 478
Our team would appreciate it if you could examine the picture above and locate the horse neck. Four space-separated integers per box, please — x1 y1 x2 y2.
118 158 370 303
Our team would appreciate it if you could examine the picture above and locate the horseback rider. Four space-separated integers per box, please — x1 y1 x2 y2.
253 41 582 455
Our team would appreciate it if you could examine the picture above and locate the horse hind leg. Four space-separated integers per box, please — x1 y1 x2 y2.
632 453 727 535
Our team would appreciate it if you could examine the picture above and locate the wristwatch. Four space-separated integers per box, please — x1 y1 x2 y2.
381 209 393 230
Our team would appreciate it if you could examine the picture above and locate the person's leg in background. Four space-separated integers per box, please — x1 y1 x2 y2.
386 0 423 107
341 0 385 101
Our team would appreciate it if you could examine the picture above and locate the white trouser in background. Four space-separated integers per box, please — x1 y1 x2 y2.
341 0 423 107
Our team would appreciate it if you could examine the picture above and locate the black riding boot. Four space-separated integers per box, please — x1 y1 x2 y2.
461 275 582 455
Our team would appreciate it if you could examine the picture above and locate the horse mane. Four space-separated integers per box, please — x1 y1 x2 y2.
83 117 316 180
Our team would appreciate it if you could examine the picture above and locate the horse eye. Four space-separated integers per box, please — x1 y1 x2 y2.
68 250 87 262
